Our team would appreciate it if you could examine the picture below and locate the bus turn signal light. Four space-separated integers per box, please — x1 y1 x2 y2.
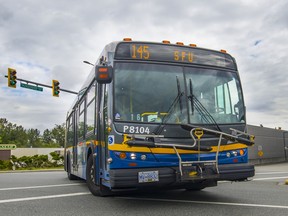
119 152 127 159
95 65 113 84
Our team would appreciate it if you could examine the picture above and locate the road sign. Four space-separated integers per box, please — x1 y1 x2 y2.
20 83 43 92
0 144 17 150
258 150 264 157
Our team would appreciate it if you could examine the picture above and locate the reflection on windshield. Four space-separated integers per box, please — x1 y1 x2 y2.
114 63 185 124
114 63 245 125
185 68 245 124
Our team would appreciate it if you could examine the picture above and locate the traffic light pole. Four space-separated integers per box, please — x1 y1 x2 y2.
4 75 78 95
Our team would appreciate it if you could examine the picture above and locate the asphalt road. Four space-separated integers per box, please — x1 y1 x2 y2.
0 163 288 216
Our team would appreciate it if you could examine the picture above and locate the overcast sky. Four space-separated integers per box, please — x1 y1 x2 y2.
1 0 288 132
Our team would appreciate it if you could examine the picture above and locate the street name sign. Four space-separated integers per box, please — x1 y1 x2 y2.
0 144 17 150
20 83 43 92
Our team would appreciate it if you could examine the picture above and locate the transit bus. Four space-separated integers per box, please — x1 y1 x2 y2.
64 38 255 196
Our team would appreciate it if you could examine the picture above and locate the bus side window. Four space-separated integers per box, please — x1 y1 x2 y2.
78 100 86 140
67 114 74 147
86 82 96 136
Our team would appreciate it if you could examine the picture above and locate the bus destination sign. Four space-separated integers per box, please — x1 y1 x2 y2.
115 42 235 69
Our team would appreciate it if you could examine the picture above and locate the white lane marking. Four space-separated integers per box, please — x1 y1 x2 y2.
256 172 288 175
0 183 85 191
117 197 288 209
252 176 288 181
0 192 91 204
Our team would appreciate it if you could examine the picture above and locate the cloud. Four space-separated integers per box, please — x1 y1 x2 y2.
1 0 288 131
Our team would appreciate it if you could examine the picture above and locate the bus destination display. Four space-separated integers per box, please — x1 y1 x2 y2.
115 42 235 69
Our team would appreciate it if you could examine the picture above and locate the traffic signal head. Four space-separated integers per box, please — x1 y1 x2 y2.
8 68 17 88
52 80 60 97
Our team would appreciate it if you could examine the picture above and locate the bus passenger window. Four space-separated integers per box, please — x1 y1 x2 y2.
78 100 85 140
67 115 74 147
86 83 96 135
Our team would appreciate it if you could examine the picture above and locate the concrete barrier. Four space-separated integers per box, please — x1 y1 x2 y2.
11 148 64 160
247 125 288 165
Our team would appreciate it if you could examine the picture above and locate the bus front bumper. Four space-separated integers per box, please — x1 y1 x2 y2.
109 164 255 189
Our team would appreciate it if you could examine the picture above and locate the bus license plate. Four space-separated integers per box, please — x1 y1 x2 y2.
138 171 159 183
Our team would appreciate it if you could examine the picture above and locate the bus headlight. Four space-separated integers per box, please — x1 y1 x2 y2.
226 152 231 158
130 153 137 160
141 154 147 160
232 151 238 157
107 157 113 164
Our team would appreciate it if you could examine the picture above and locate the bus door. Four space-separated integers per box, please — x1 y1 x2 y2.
284 132 288 161
72 108 78 171
94 84 108 185
66 111 77 173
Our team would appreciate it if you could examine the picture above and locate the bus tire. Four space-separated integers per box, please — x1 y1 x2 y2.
67 156 78 180
86 154 112 196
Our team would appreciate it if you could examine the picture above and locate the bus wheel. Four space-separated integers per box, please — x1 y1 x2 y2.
86 154 112 196
67 156 78 180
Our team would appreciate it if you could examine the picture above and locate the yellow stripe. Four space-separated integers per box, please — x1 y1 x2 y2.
108 143 247 154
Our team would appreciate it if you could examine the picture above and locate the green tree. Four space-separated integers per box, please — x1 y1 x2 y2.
51 124 65 147
13 125 28 147
27 128 41 147
0 118 10 144
0 118 28 146
0 118 66 148
42 129 53 145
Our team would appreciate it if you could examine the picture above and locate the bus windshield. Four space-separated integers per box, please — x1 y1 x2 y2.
114 62 245 125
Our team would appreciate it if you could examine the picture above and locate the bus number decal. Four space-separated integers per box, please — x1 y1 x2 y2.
123 125 150 134
131 45 150 60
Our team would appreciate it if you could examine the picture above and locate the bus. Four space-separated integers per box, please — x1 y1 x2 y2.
64 38 255 196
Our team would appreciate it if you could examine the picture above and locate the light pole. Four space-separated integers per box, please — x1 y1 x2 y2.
83 61 94 66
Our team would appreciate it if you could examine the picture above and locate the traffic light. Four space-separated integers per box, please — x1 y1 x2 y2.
8 68 17 88
52 80 60 97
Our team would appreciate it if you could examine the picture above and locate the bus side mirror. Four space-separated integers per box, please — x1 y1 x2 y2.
95 65 113 84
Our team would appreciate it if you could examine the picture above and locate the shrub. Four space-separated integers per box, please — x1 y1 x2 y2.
7 152 64 170
0 160 13 170
50 152 64 167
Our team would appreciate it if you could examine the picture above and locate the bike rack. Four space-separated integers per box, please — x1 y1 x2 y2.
172 127 253 181
125 127 254 181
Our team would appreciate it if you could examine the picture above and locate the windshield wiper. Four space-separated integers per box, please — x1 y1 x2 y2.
188 79 194 115
177 76 183 114
153 76 184 135
187 79 221 132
